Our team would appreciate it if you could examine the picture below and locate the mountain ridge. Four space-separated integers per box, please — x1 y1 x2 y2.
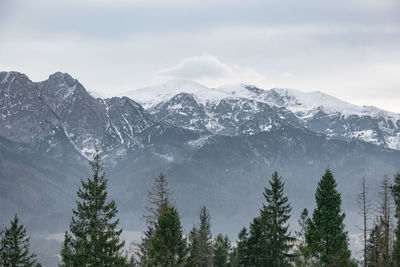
122 77 400 150
1 71 400 265
2 71 400 157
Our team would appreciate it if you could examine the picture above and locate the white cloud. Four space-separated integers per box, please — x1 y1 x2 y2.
156 54 235 80
155 54 265 87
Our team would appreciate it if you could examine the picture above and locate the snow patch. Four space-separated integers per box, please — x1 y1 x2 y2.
187 135 210 148
259 124 272 132
152 151 174 162
386 133 400 150
347 129 381 145
121 80 259 109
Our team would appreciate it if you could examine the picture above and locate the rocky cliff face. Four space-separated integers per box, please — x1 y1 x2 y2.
0 72 155 161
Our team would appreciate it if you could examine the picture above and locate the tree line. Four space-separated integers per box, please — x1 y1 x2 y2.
1 151 400 266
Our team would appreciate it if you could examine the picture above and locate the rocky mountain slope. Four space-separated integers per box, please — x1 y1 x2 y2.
125 79 400 150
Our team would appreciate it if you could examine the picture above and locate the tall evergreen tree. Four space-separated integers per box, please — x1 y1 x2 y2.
188 225 200 266
366 220 382 267
149 204 187 266
305 169 354 266
188 206 213 267
145 173 171 225
138 226 154 266
229 247 239 267
392 172 400 266
213 234 231 267
0 214 39 266
60 230 75 267
245 172 294 266
60 151 125 266
260 171 294 266
246 216 264 266
139 172 171 265
236 227 249 266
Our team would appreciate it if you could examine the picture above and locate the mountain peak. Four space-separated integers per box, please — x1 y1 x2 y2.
41 72 89 100
121 79 218 109
122 79 264 109
161 78 208 88
48 72 75 84
0 71 31 86
270 88 400 119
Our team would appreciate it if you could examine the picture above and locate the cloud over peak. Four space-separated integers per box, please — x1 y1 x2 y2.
156 54 265 87
157 54 234 80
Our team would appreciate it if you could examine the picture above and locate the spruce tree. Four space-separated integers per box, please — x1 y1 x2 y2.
188 206 213 267
229 247 239 267
149 204 187 266
188 225 200 266
145 173 171 225
246 216 264 265
139 173 171 265
366 220 381 267
236 227 249 266
305 169 353 266
213 234 231 267
60 230 74 266
392 172 400 266
138 226 154 266
259 171 294 266
0 214 39 266
60 151 125 266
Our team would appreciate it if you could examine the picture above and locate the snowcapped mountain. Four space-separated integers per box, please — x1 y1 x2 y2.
2 70 399 167
123 79 400 150
2 71 400 265
123 79 264 109
0 71 154 161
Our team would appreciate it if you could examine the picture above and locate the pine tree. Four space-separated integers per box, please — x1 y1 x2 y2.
149 204 187 266
392 172 400 266
127 254 137 267
138 226 154 266
60 231 74 266
145 173 171 225
213 234 231 267
229 246 239 267
188 206 213 267
366 220 381 267
305 169 354 266
188 225 200 266
60 151 126 266
260 171 295 266
236 227 249 266
246 216 264 265
0 214 39 266
139 172 171 265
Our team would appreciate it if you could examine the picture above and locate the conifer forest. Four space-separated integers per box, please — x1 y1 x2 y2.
2 151 400 266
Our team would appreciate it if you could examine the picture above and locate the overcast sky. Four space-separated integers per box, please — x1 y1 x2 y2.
1 0 400 112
